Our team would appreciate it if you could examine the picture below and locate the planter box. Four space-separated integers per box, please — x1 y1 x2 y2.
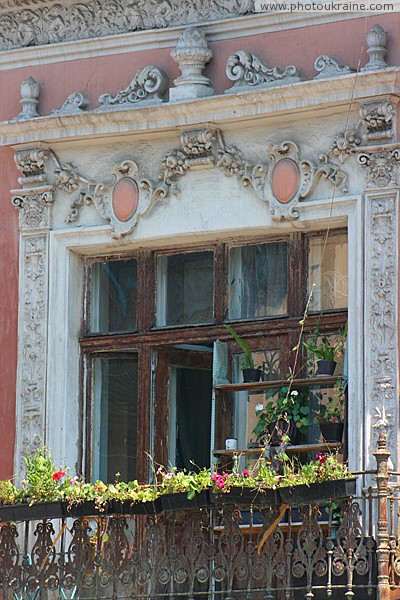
67 501 106 518
0 504 18 522
161 490 210 511
279 478 357 506
0 501 66 523
211 487 280 507
111 498 162 516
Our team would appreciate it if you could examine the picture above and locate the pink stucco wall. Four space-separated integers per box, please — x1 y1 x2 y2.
0 13 398 478
0 14 398 120
0 147 18 479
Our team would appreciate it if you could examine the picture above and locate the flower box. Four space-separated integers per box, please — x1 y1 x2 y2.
0 500 66 523
67 500 107 518
279 478 357 506
211 487 280 507
111 498 162 516
161 490 210 511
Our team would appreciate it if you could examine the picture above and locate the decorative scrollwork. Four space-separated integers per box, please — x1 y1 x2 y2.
292 505 327 594
0 523 22 592
333 501 370 597
225 50 303 92
98 66 168 109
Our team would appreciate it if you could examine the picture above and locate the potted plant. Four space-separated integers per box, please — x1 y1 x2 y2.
251 385 311 446
223 324 262 382
315 384 345 443
303 324 347 377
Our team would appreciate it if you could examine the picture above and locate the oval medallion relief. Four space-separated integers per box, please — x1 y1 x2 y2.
112 177 139 222
271 158 300 204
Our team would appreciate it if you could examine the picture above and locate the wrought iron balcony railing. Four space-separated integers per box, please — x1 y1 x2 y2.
0 434 397 600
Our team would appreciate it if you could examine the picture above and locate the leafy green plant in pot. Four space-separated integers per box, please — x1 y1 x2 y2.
303 324 347 377
252 385 311 446
223 324 262 382
315 384 345 443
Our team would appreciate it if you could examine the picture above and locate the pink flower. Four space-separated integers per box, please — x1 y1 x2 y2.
242 470 250 478
217 480 225 489
316 452 327 464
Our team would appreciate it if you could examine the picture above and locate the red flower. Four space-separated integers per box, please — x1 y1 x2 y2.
316 452 327 464
242 470 250 478
52 471 65 482
94 485 104 492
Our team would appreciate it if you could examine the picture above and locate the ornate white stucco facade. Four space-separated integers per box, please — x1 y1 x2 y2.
0 8 399 487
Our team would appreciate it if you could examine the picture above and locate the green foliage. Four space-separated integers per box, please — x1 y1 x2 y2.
157 467 211 500
0 447 352 509
280 452 350 487
0 480 20 505
252 386 311 443
223 324 254 369
313 379 345 424
303 323 347 361
22 446 67 504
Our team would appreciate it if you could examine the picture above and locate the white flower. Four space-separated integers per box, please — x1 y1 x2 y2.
291 390 299 396
255 403 264 413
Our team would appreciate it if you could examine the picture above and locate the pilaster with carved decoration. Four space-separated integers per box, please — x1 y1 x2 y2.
364 190 399 470
11 148 53 481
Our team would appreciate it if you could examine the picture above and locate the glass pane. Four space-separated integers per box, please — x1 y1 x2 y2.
92 355 138 482
170 367 212 471
308 234 348 311
90 260 137 333
157 252 214 326
228 242 288 319
233 349 282 452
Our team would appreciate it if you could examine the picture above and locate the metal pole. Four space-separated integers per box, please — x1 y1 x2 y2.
374 432 391 600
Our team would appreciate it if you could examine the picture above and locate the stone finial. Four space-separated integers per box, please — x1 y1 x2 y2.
17 76 40 119
170 27 214 101
361 24 389 72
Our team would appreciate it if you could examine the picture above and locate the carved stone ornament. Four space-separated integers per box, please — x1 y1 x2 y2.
225 51 303 93
11 186 54 230
313 55 354 79
359 101 395 143
328 129 362 160
366 195 398 460
11 132 352 237
170 27 213 101
98 66 168 109
0 1 253 52
266 141 348 221
14 147 47 185
361 24 389 72
11 148 54 479
358 149 400 188
51 92 88 116
15 234 49 478
15 76 40 120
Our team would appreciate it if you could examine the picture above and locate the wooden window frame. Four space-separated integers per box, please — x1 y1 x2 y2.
80 232 348 482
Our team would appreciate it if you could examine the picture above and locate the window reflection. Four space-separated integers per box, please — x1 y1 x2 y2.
229 242 288 319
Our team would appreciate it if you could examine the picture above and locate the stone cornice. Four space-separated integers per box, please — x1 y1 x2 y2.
0 0 252 52
2 69 400 147
0 11 371 67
